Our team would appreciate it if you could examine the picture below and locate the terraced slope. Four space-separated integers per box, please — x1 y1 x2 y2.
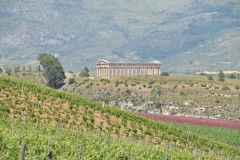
0 77 239 159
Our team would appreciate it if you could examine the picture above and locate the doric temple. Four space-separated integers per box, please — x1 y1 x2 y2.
96 60 161 77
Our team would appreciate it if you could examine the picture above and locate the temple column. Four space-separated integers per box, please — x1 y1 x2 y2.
127 67 130 75
123 67 126 75
119 67 122 76
115 67 118 77
139 67 142 75
131 67 134 75
136 67 138 75
107 67 110 77
112 67 114 77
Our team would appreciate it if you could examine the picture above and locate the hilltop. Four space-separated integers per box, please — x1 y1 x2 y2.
0 0 240 73
0 77 240 159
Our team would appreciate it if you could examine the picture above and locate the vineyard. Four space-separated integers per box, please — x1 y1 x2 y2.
0 76 239 159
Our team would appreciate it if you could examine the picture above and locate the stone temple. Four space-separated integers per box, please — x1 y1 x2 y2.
96 60 161 77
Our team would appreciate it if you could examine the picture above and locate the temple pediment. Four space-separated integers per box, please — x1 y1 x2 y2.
149 60 161 64
97 59 110 65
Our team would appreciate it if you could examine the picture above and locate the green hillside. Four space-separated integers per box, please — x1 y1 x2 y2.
7 70 240 120
0 77 239 159
0 0 239 73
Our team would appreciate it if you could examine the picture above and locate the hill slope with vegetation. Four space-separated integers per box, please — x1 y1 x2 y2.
0 0 240 73
0 77 239 159
60 73 240 120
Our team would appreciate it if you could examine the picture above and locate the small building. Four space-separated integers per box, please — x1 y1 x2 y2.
96 60 161 77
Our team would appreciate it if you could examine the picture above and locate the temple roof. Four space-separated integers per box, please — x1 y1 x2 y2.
96 59 110 65
149 60 161 64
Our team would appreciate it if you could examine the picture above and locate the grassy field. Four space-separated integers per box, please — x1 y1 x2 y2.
165 122 240 148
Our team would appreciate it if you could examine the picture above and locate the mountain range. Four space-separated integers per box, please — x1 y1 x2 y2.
0 0 240 73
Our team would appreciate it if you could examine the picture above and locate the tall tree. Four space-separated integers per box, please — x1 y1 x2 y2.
218 71 225 81
79 67 89 77
38 53 65 88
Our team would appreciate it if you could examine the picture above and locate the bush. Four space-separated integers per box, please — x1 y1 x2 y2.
218 71 225 81
208 75 214 80
161 72 169 76
228 73 236 79
68 78 76 85
115 81 120 87
154 101 162 110
222 86 230 90
79 67 89 77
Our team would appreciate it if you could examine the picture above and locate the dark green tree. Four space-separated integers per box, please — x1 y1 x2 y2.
38 53 65 88
207 75 214 80
79 67 89 77
0 67 2 74
218 71 225 81
68 78 76 85
161 72 169 76
228 73 235 79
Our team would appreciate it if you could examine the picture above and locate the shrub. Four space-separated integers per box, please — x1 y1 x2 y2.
115 81 120 87
218 71 225 81
208 75 214 80
68 78 76 85
79 67 89 77
154 101 162 110
180 91 186 96
222 86 230 90
161 72 169 76
228 73 236 79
